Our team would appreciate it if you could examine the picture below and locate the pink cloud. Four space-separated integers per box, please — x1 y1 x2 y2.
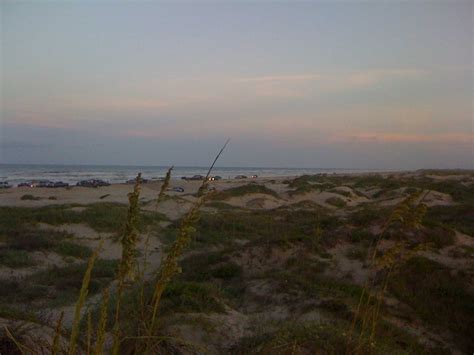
234 74 322 83
329 132 473 144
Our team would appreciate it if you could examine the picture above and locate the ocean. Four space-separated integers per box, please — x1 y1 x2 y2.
0 164 376 186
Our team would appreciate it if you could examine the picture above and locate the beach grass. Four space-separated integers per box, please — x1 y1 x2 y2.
1 171 473 354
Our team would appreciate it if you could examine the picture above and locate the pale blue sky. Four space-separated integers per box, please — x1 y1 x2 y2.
1 1 472 168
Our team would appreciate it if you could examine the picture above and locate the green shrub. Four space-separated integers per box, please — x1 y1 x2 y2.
20 194 40 201
0 203 166 234
425 226 456 249
349 205 390 227
211 262 242 279
210 184 279 200
329 188 352 197
349 229 374 243
54 241 93 259
325 196 346 208
161 281 225 314
425 204 474 236
345 246 368 261
4 228 69 251
231 322 368 354
0 259 119 307
0 249 36 268
390 256 474 351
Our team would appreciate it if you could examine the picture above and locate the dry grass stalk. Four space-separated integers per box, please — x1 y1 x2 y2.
112 172 143 354
68 239 103 355
87 311 93 354
3 325 36 354
93 288 110 355
51 311 64 355
347 190 428 354
143 140 229 352
156 166 173 208
118 172 143 283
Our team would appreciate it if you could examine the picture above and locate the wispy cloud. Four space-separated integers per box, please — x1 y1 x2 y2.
342 69 426 88
235 69 424 85
329 132 473 144
234 74 322 83
230 68 428 98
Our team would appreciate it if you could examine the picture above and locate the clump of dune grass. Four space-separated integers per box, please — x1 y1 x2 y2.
210 183 279 200
20 194 40 201
111 173 142 353
93 288 109 354
118 173 142 283
347 190 429 352
69 240 103 355
0 249 36 268
156 166 173 208
326 196 346 208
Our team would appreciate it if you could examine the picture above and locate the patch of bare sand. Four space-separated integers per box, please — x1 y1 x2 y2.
143 197 194 220
68 206 86 212
37 222 109 240
167 308 250 354
0 183 165 207
378 189 455 207
419 231 474 272
385 316 463 354
0 318 69 351
37 222 162 264
223 193 284 210
0 251 68 280
231 246 300 277
290 190 367 209
423 190 455 207
325 243 370 285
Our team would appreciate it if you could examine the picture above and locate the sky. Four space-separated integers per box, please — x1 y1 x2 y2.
1 1 473 169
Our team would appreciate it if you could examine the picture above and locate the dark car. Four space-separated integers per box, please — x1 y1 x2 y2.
126 177 148 184
77 179 110 188
235 175 248 179
94 179 110 187
18 182 34 188
37 180 53 188
189 175 205 181
0 181 12 189
53 181 69 188
213 176 222 180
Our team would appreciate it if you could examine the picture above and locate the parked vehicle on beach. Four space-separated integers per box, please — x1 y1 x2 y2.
207 175 222 181
0 181 12 189
53 181 69 188
189 175 205 181
37 180 53 188
126 177 148 184
18 182 35 188
251 175 258 179
213 176 222 181
77 179 110 188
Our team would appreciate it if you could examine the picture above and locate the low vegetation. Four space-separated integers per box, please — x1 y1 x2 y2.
325 196 347 208
210 183 279 200
1 171 473 354
390 256 474 351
